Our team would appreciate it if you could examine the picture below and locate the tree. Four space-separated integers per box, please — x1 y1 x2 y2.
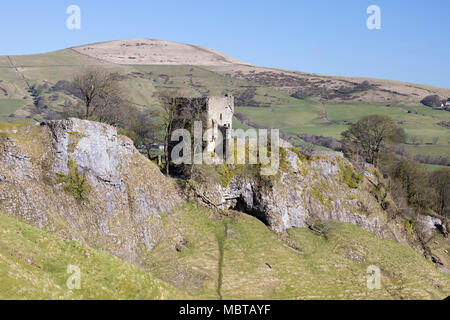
429 168 450 218
341 115 405 166
129 111 160 160
95 92 132 127
156 89 180 176
420 95 443 109
73 67 121 120
389 159 435 212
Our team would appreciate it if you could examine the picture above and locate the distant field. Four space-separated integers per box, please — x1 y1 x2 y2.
283 124 347 138
0 56 10 67
9 49 106 67
405 144 450 158
402 105 450 118
0 99 26 115
236 100 449 160
420 163 449 171
325 103 409 122
236 96 324 128
232 119 253 130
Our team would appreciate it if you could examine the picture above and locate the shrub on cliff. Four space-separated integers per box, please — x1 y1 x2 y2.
57 159 92 201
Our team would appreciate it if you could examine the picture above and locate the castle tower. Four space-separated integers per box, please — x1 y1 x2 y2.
204 95 234 154
168 95 234 164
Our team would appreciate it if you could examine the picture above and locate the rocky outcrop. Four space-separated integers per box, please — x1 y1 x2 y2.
183 149 429 245
0 119 181 267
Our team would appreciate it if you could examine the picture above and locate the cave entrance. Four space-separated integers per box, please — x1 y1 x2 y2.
230 195 270 226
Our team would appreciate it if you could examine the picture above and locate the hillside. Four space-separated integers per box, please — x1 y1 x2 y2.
0 39 449 164
0 214 183 299
2 201 449 300
0 119 449 299
73 39 249 66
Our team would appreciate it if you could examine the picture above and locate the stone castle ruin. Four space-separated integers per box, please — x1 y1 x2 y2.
168 95 234 162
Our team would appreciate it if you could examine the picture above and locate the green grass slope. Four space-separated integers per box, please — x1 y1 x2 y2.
148 204 450 300
0 213 183 300
223 215 450 299
1 203 449 300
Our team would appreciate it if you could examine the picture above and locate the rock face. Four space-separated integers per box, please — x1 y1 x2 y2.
184 149 424 244
0 119 181 267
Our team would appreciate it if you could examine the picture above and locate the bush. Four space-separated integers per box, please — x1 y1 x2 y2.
216 164 237 188
339 162 362 189
57 159 92 200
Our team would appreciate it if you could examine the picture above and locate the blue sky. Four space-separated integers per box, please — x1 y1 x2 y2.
0 1 449 87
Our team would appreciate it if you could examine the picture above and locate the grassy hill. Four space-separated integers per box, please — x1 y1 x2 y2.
0 213 183 300
2 205 449 300
0 39 449 165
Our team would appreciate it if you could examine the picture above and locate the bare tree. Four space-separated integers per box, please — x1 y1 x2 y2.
130 111 160 160
95 93 132 127
73 67 122 120
342 115 406 166
156 89 180 176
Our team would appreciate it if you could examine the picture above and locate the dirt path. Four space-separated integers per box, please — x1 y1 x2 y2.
216 221 229 300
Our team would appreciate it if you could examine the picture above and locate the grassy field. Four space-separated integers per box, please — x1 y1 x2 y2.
221 212 450 299
420 163 449 171
0 99 26 116
236 101 450 159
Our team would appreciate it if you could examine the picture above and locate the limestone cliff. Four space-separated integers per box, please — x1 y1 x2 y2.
0 119 181 266
182 148 445 249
